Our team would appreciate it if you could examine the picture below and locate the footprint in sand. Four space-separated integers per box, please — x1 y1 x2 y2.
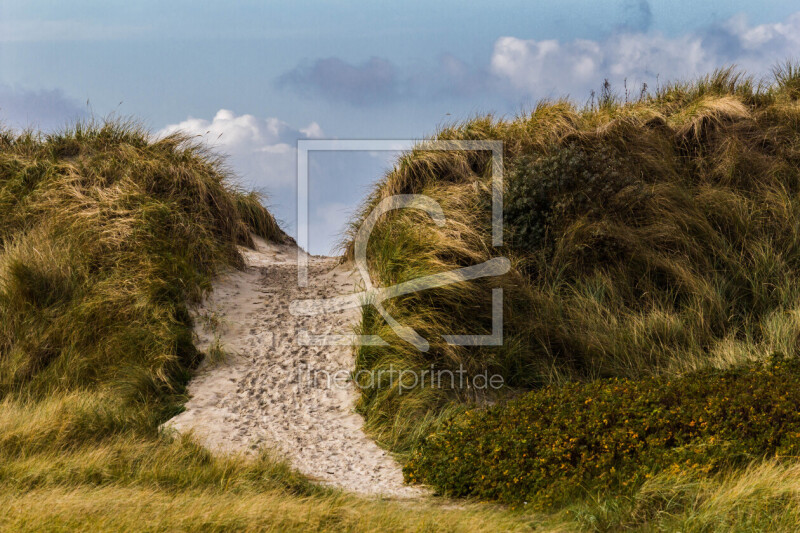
165 236 425 498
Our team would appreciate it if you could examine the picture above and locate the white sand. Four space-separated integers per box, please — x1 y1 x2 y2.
165 236 424 498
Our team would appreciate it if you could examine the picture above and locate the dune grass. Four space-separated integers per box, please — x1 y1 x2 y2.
344 64 800 521
562 460 800 532
0 120 287 400
346 65 800 448
0 394 527 532
7 462 800 532
0 121 539 531
6 64 800 529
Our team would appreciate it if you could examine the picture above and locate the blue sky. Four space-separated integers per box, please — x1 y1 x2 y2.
2 0 800 253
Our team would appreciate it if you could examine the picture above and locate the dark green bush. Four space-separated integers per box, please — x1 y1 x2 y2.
404 356 800 508
505 143 635 254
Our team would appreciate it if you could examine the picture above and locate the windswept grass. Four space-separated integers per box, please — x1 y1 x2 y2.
564 460 800 531
7 65 800 529
0 393 531 532
346 65 800 450
0 121 539 532
344 64 800 522
0 120 287 402
0 486 537 533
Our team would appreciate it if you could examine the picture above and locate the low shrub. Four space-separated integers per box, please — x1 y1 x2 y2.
505 142 635 255
404 356 800 509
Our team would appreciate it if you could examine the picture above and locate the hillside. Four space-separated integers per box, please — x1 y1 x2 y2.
347 65 800 528
5 64 800 531
0 122 524 531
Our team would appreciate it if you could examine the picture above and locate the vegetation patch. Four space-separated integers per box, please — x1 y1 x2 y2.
346 66 800 458
0 120 286 404
404 356 800 508
0 120 531 532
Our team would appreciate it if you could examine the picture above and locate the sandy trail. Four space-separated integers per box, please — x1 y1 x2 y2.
165 237 423 498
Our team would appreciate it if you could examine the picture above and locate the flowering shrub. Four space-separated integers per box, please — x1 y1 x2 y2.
404 356 800 508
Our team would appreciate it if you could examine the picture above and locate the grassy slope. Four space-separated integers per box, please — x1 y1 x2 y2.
0 122 530 532
345 65 800 527
6 64 800 530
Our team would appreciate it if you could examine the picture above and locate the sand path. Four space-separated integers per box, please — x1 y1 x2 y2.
165 237 423 498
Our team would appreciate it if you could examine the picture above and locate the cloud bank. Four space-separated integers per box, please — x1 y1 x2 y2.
158 109 322 190
280 11 800 106
491 12 800 99
278 54 490 105
278 57 400 105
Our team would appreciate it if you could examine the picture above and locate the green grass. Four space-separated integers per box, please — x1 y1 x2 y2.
0 121 536 531
0 394 529 532
0 120 286 400
6 64 800 530
559 460 800 532
344 64 800 523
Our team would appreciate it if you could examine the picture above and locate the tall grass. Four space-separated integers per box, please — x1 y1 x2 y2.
0 120 539 531
6 66 800 528
345 65 800 457
566 460 800 532
0 394 530 532
0 120 286 402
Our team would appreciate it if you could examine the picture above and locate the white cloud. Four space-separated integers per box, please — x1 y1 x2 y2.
490 12 800 99
158 109 323 189
300 122 324 139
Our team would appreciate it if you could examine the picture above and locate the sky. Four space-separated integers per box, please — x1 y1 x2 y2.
2 0 800 253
